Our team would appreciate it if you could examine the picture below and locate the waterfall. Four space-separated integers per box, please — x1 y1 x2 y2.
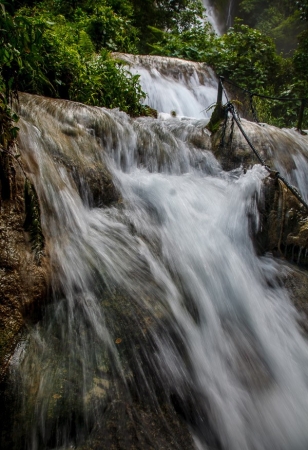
2 84 308 450
202 0 222 33
202 0 236 33
226 0 234 28
115 54 219 119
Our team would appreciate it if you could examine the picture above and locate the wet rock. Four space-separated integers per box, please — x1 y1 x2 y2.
0 150 49 381
212 117 308 173
282 265 308 334
211 116 308 267
53 153 119 208
255 175 308 266
114 53 215 86
211 118 269 170
17 93 121 209
78 385 195 450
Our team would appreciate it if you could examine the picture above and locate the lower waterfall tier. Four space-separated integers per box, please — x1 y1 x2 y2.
1 93 308 450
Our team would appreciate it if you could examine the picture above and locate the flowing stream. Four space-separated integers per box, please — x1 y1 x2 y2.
116 54 219 119
3 83 308 450
3 6 308 445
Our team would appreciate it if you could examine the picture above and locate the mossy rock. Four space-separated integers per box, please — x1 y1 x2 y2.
206 103 225 134
0 153 49 382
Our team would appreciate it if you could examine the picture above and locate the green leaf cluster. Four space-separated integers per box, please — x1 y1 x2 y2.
0 3 47 101
129 0 205 51
0 1 147 116
297 0 308 21
69 51 146 115
236 0 306 54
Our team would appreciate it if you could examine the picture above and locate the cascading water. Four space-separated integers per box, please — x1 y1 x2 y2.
116 54 219 119
113 1 232 119
202 0 222 33
3 85 308 450
226 0 234 28
201 0 236 33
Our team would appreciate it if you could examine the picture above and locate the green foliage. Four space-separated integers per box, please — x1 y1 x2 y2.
78 29 95 57
149 21 216 61
238 0 305 54
129 0 205 52
207 21 283 91
291 29 308 127
151 19 283 91
69 51 146 114
1 0 307 127
0 94 19 150
293 29 308 81
150 14 308 128
297 0 308 20
3 2 145 114
239 0 296 28
212 23 307 128
86 5 138 52
0 2 45 162
0 3 46 100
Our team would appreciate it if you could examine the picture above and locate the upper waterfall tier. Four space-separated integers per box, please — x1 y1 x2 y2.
115 54 219 119
202 0 236 32
202 0 222 33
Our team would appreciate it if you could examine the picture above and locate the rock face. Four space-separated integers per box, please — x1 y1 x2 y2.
0 149 49 381
283 265 308 334
212 117 308 172
212 116 308 267
259 178 308 263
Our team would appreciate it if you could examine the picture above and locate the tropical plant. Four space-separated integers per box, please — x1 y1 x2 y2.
69 50 146 114
0 3 46 101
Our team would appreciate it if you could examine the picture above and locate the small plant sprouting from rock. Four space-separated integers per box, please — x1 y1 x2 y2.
24 179 44 263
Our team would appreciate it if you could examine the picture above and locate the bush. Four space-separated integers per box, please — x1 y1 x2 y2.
6 5 145 115
86 5 138 53
69 50 146 115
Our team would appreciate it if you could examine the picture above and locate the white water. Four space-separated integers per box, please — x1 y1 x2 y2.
202 0 222 33
226 0 234 28
6 91 308 450
116 54 219 119
113 1 228 119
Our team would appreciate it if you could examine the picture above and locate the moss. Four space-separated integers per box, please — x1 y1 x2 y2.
206 103 225 134
135 105 158 119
